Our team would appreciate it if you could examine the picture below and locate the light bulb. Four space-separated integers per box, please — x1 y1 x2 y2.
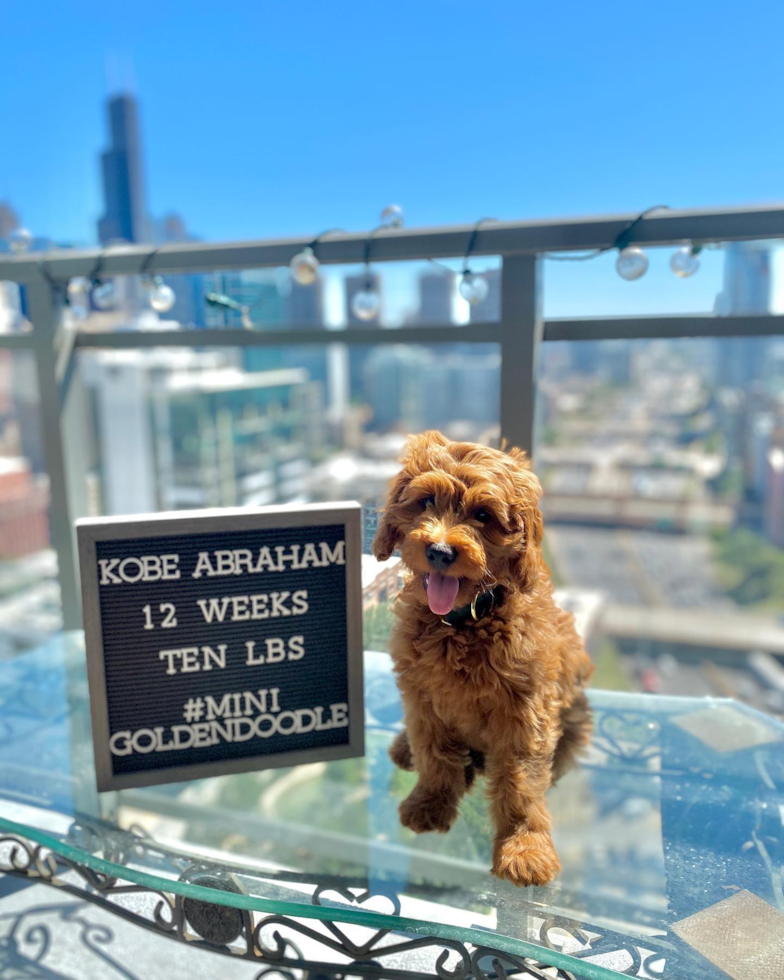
149 280 176 313
615 246 649 281
670 246 700 278
458 271 489 305
289 247 319 285
92 281 116 310
9 228 33 254
351 287 380 321
67 276 91 297
380 204 404 228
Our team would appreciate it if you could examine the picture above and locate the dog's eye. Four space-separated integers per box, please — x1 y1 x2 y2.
421 495 436 510
474 508 493 523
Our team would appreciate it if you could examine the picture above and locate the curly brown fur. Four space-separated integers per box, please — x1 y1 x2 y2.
373 431 594 887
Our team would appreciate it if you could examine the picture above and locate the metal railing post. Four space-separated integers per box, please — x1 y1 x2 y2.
26 282 82 630
499 254 543 457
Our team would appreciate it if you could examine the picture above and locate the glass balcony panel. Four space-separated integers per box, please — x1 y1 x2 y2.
66 257 501 332
543 240 784 319
0 350 60 656
70 342 500 653
0 280 30 333
536 334 784 715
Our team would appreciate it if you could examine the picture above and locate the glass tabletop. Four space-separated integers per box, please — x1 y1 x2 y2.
1 633 783 979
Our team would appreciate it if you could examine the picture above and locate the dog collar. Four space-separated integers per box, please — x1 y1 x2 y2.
441 584 504 628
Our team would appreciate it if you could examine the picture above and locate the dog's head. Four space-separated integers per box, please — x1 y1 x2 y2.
373 431 544 616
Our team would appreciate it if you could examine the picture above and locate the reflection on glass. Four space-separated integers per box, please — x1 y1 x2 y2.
71 341 500 656
61 257 502 333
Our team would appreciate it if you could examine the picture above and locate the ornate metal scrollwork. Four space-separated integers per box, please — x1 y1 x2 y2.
0 827 669 979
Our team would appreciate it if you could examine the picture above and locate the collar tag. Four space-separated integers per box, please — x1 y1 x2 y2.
442 585 501 628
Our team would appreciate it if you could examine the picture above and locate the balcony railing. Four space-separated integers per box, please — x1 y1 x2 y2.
1 203 783 630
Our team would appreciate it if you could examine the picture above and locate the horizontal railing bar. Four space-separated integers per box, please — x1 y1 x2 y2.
72 323 500 349
69 313 784 351
543 313 784 342
0 332 35 349
2 204 783 282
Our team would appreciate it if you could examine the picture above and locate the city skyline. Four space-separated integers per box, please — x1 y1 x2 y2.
4 72 784 325
1 4 784 714
3 2 783 316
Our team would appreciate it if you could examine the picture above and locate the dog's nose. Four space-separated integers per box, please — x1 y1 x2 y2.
425 542 457 570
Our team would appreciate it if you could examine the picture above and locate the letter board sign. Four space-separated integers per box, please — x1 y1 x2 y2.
77 502 364 790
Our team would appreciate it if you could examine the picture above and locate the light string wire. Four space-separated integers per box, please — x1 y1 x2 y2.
206 229 349 324
427 217 499 277
544 205 670 261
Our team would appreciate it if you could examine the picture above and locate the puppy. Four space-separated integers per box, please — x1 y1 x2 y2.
373 432 593 886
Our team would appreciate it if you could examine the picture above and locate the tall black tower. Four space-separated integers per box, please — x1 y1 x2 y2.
97 94 150 243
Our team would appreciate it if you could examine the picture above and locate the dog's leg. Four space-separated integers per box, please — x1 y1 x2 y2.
398 715 468 834
389 730 414 771
487 753 561 887
551 691 592 784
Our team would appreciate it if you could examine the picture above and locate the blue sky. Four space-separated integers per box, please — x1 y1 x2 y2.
2 1 782 316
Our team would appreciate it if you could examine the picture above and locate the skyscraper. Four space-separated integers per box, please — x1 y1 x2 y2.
82 349 323 513
97 94 150 244
290 279 324 326
284 278 329 390
416 272 452 324
0 202 20 242
715 242 772 389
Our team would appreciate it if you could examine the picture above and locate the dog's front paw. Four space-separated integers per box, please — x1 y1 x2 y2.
492 831 561 887
399 789 458 834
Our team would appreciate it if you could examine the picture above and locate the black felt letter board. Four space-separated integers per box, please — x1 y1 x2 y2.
77 504 364 790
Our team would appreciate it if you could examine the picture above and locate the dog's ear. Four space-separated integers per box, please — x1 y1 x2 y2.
373 431 447 560
511 506 544 591
372 469 408 561
507 451 544 590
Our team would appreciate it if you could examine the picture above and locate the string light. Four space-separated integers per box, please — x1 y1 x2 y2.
148 278 176 312
427 217 496 304
350 223 386 321
32 207 712 332
380 204 404 228
670 243 701 278
457 218 496 304
351 281 381 321
9 228 33 254
545 206 670 282
66 276 90 297
139 247 177 313
289 228 345 286
290 247 320 285
92 281 116 309
615 246 649 281
458 271 489 304
78 252 117 311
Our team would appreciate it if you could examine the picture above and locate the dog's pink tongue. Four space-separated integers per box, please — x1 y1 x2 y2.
426 573 461 615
